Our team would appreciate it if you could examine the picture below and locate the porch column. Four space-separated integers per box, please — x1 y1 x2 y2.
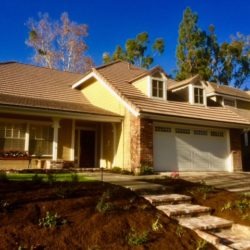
112 123 117 167
70 120 75 161
52 118 60 161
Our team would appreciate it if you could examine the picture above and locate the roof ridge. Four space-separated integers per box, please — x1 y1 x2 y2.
0 61 16 65
0 61 84 76
94 60 123 70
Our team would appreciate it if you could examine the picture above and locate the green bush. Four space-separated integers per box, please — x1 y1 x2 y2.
39 211 67 228
140 165 154 175
96 191 112 213
127 228 149 246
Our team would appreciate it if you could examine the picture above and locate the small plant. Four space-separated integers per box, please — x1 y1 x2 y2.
111 166 122 173
0 200 10 212
70 173 79 182
32 174 43 183
0 171 8 181
47 173 56 184
127 228 149 246
175 225 184 237
221 201 233 212
242 213 250 221
170 171 180 178
151 216 163 232
38 211 67 228
196 239 208 250
140 165 154 175
235 198 250 213
96 191 112 213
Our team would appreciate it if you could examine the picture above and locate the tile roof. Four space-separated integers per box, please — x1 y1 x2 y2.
94 61 250 126
0 62 119 117
206 81 250 100
168 75 200 90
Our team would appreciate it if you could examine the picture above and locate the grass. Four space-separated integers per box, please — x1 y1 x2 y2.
1 173 93 182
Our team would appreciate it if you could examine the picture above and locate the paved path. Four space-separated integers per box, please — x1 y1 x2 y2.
83 171 250 194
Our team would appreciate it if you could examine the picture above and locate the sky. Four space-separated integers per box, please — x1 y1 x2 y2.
0 0 249 78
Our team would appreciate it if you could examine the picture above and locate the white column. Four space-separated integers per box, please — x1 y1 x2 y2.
24 123 30 152
112 123 117 167
70 120 75 161
52 118 60 161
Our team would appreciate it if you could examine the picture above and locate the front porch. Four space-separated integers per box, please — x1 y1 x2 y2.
0 112 123 170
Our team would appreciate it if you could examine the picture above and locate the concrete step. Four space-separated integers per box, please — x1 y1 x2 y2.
210 224 250 250
113 181 168 193
157 203 211 218
178 215 233 230
143 194 192 206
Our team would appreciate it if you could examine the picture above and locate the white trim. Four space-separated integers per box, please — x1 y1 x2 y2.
206 92 250 102
100 124 104 167
72 72 96 89
188 84 194 104
147 76 151 97
72 71 139 117
225 130 233 172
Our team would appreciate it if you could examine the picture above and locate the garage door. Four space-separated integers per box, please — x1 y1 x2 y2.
153 124 230 171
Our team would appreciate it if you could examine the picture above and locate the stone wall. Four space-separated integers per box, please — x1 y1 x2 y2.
230 129 243 171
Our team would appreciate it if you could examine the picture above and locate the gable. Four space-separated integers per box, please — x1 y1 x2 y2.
79 76 138 116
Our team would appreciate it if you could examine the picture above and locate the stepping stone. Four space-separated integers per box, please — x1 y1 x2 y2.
178 215 233 230
157 203 211 218
143 194 192 206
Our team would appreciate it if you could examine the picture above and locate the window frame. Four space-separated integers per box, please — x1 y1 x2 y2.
150 77 166 99
193 86 205 105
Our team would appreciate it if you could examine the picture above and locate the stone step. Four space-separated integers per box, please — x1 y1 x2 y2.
209 224 250 250
143 194 192 206
178 215 233 231
157 203 211 218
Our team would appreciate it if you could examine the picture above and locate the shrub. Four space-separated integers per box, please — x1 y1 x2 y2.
39 211 67 228
110 166 122 173
96 191 112 213
47 173 56 184
32 174 43 183
151 216 163 232
0 171 8 181
127 228 149 246
70 173 79 182
140 165 154 175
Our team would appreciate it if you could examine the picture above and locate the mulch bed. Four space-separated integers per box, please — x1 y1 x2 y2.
0 180 216 250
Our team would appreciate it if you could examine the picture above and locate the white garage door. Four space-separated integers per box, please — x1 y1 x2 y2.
153 124 230 172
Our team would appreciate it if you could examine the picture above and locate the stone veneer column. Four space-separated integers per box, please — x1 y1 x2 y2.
230 129 243 171
130 117 153 172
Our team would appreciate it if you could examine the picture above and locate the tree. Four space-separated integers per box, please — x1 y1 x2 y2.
26 12 93 73
176 7 211 80
176 7 250 88
102 32 165 68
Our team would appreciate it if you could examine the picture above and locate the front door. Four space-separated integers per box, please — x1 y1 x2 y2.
80 130 96 168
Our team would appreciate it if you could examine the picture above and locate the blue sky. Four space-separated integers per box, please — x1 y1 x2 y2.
0 0 249 77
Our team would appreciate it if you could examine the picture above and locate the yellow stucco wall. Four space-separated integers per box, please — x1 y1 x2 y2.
81 78 133 170
132 76 149 96
81 78 126 115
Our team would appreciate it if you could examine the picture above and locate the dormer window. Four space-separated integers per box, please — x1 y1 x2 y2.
223 98 236 107
194 87 204 104
152 79 164 98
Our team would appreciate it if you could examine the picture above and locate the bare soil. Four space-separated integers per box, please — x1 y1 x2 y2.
146 177 250 227
0 180 216 250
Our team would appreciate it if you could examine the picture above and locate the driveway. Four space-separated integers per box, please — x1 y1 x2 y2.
83 171 250 194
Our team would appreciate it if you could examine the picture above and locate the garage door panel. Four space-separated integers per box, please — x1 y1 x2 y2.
154 124 229 172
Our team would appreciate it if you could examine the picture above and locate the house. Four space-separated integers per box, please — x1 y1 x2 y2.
0 61 250 172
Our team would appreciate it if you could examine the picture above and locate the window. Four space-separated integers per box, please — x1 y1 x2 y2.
194 87 204 104
175 128 190 134
224 99 236 107
29 125 53 155
194 130 208 136
155 127 171 132
152 79 164 98
0 123 26 151
211 131 224 137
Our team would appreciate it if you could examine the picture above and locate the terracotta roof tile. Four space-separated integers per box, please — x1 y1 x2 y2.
95 61 250 126
0 62 120 117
